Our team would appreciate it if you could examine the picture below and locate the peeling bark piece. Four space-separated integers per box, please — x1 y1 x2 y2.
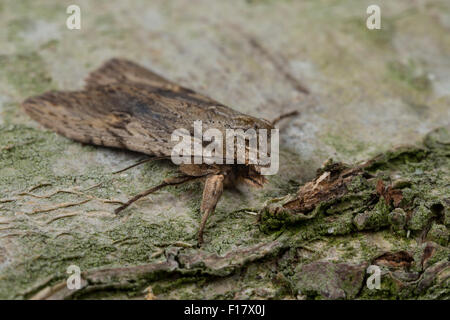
376 180 403 208
30 240 286 299
416 260 450 298
177 240 284 277
373 251 414 269
30 255 179 300
260 160 374 230
283 165 364 214
421 242 437 270
260 141 449 237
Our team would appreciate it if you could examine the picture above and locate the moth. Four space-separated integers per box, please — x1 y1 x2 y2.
22 58 297 245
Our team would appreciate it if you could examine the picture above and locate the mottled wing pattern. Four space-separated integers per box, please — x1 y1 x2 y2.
23 84 175 156
21 59 259 157
84 58 221 105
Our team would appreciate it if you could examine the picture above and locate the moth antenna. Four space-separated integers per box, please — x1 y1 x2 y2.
114 175 200 214
198 174 225 245
271 110 299 126
112 156 168 174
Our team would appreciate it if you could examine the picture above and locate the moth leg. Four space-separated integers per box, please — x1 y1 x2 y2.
198 174 225 245
114 175 199 214
112 156 168 174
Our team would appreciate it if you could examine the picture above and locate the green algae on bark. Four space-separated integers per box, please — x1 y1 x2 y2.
260 127 450 239
17 126 449 300
1 0 450 300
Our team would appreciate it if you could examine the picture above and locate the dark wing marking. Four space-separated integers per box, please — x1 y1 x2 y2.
23 84 173 156
22 59 274 159
84 59 273 132
85 58 221 105
22 83 253 157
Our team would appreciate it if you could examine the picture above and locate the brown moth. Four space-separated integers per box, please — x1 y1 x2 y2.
22 58 296 245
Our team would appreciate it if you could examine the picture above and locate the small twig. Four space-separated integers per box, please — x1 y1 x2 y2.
154 241 194 249
45 212 81 225
20 187 125 205
28 183 52 192
29 199 90 214
52 232 73 239
102 199 127 205
0 198 16 204
0 232 27 239
112 236 137 245
150 249 164 259
19 189 77 199
83 182 103 191
172 241 194 248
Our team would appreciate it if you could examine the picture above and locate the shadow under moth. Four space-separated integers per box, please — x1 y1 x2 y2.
22 58 297 245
